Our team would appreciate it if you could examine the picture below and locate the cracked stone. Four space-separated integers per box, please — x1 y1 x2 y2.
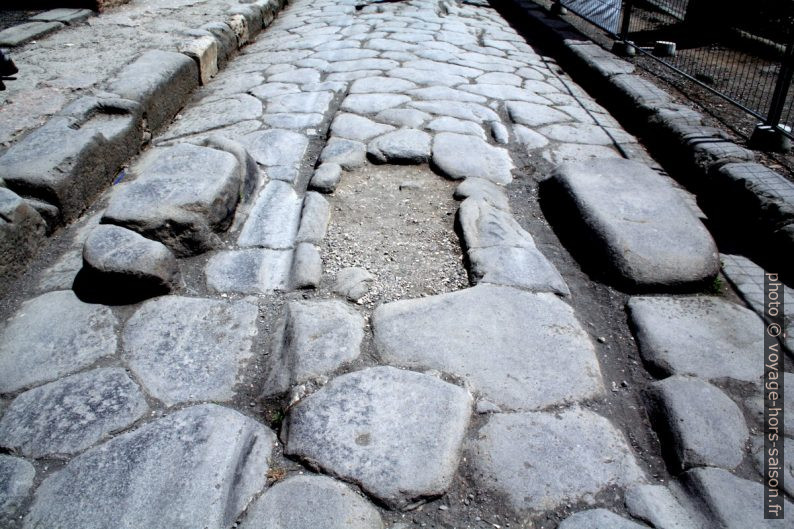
432 133 513 184
291 243 322 289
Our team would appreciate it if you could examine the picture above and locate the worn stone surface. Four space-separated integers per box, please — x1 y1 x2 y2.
296 192 331 244
285 366 472 509
0 21 63 47
374 285 603 410
625 484 707 529
0 368 147 458
319 137 367 169
427 116 486 138
333 267 375 302
24 404 275 529
239 474 383 529
263 300 364 395
558 509 649 529
468 245 570 295
291 242 322 289
454 178 510 211
751 436 794 497
432 133 513 184
376 108 430 128
331 113 395 142
341 93 411 114
123 296 258 406
367 128 432 164
0 290 118 394
104 143 241 256
551 158 719 288
310 163 343 193
243 129 309 168
745 372 793 438
0 455 35 528
0 188 46 283
205 249 292 293
645 376 748 470
238 180 302 249
180 35 219 85
470 408 644 513
507 101 570 127
628 296 764 383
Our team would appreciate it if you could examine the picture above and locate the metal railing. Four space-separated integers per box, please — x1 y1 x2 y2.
555 0 794 141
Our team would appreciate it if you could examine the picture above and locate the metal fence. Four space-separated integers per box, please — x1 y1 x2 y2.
555 0 794 140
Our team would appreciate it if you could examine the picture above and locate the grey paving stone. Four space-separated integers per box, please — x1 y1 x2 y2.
507 101 570 127
262 113 325 129
341 94 411 114
0 290 118 394
611 74 673 113
296 192 331 244
313 48 380 62
367 128 432 164
403 59 482 78
239 474 383 529
558 509 649 529
83 224 180 294
682 467 791 528
388 67 467 87
103 144 240 256
350 76 417 93
454 177 510 211
197 135 260 202
0 21 63 47
267 91 333 114
457 197 534 249
310 163 343 193
627 296 764 383
30 8 93 25
0 368 147 458
476 72 523 86
333 267 375 302
375 108 430 128
625 484 707 529
407 86 487 103
0 188 46 284
270 67 321 84
744 372 793 437
291 243 322 289
551 159 719 288
319 138 367 169
0 455 34 528
205 249 292 293
327 70 384 82
427 117 486 138
267 165 300 184
366 38 416 51
123 296 258 406
373 285 603 410
432 133 513 184
285 366 472 509
24 404 275 529
460 84 551 104
513 124 550 151
468 245 570 295
238 180 302 249
243 129 309 167
263 300 364 395
249 81 301 99
408 100 500 123
539 123 629 145
750 436 794 497
470 408 644 513
331 113 395 142
325 58 399 73
108 50 198 132
645 376 748 470
568 42 636 78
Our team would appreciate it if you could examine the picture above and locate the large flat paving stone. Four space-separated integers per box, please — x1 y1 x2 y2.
0 290 118 394
645 376 748 470
284 366 472 509
264 300 364 395
23 404 275 529
123 296 258 406
239 474 383 529
550 159 719 288
0 368 147 459
243 129 309 168
469 408 644 513
628 296 763 383
238 180 303 249
103 144 241 256
367 128 432 164
432 132 513 184
158 95 262 140
0 455 35 527
205 249 292 293
373 285 604 411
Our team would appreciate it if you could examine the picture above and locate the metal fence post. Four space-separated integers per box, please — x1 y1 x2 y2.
766 38 794 130
619 0 634 39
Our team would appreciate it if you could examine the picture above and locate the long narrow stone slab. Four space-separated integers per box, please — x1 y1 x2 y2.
23 404 275 529
103 143 241 256
238 180 302 249
373 285 604 411
550 158 719 288
205 249 292 293
0 21 63 47
285 366 472 509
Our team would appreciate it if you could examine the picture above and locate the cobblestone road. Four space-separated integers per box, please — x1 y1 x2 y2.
0 0 791 528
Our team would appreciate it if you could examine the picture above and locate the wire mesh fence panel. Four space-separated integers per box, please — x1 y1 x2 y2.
560 0 623 33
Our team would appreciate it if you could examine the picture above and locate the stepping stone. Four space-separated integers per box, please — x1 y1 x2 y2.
103 144 241 256
367 129 432 164
83 224 180 295
682 467 792 529
333 267 375 302
24 404 275 529
296 192 331 244
239 474 383 529
0 455 34 527
373 285 603 411
0 368 147 458
627 296 763 383
310 163 343 193
625 484 706 529
432 133 513 184
470 407 644 513
123 296 258 406
284 366 472 509
238 180 302 249
205 249 292 293
454 177 510 211
243 129 309 168
558 509 649 529
645 376 748 470
0 290 118 394
341 94 411 114
263 300 364 395
319 138 367 169
331 113 395 142
550 159 719 288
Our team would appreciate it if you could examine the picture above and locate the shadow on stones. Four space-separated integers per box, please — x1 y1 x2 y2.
72 268 170 306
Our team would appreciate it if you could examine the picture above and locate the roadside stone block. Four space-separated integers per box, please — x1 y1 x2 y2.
432 132 513 184
123 296 258 406
714 162 794 232
30 9 93 25
567 42 635 78
550 158 719 288
205 249 292 293
0 188 46 284
285 366 472 509
107 50 198 132
610 74 672 116
373 285 604 411
0 21 63 47
24 404 275 529
200 22 238 68
645 376 748 470
180 36 219 85
263 300 364 395
470 408 644 513
628 296 764 383
238 180 302 249
0 368 147 458
0 290 118 394
0 455 35 527
103 143 241 256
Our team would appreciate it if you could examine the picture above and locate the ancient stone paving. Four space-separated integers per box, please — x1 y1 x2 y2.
0 0 791 528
